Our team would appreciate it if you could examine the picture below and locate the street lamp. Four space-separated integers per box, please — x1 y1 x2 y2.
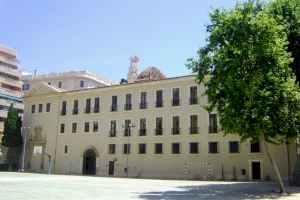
122 123 135 178
20 126 31 172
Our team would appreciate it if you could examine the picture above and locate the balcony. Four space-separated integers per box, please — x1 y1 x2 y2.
172 99 180 106
72 108 79 115
0 65 21 77
139 129 147 136
109 130 116 137
85 107 91 114
60 110 66 116
0 87 23 98
93 106 100 113
189 127 199 134
124 129 131 137
209 126 218 133
124 104 132 110
172 127 180 135
155 128 163 135
0 55 19 68
139 102 147 109
155 101 163 108
111 105 118 112
189 97 198 105
0 99 23 110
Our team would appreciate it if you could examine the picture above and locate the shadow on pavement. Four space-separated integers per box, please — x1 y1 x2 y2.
138 182 300 200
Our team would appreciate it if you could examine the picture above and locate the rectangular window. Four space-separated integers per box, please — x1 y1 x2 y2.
209 114 218 133
155 117 163 135
111 96 118 111
156 90 163 107
229 141 239 153
46 103 51 112
85 98 91 113
64 145 68 154
123 144 130 154
58 81 62 88
60 123 65 133
110 120 116 137
93 121 98 132
190 86 198 104
94 97 100 113
61 101 67 115
172 88 180 106
31 104 35 113
190 142 199 154
72 123 77 133
125 94 132 110
124 119 131 136
84 122 89 133
139 143 146 154
80 80 84 87
172 143 180 154
140 92 147 109
109 144 116 154
73 100 79 115
155 143 163 154
250 141 260 153
190 115 198 134
172 116 180 135
38 104 43 113
139 118 146 136
209 142 218 154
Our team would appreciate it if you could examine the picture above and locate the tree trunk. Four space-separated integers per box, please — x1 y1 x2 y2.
286 143 291 186
261 134 286 193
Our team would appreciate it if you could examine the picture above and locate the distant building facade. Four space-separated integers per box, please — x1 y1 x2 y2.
22 61 296 180
0 44 23 137
21 71 116 92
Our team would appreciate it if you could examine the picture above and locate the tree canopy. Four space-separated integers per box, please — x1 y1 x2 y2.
187 0 300 192
1 104 22 148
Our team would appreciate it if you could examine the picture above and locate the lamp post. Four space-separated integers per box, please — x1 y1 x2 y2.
20 126 31 172
122 123 135 178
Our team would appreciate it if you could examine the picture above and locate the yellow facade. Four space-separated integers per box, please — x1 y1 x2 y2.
23 75 296 180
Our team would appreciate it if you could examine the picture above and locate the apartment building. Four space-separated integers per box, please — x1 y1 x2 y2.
22 73 296 181
0 45 23 137
21 71 116 92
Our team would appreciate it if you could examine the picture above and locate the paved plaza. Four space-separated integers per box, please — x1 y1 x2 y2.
0 172 300 200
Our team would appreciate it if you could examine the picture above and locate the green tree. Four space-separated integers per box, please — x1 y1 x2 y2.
1 104 23 169
187 0 300 193
268 0 300 85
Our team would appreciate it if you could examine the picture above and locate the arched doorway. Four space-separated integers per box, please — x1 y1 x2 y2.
82 149 96 175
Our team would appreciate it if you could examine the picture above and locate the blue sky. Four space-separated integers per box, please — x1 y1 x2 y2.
0 0 237 82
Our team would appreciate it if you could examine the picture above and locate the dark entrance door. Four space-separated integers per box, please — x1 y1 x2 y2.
108 161 114 175
82 149 96 175
252 162 261 180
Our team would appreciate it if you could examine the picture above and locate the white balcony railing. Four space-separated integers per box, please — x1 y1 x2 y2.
0 65 21 77
0 55 19 68
0 88 23 97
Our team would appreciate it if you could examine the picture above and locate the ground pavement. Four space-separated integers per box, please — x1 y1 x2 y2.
0 172 300 200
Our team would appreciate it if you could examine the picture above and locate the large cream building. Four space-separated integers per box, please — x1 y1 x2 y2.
22 64 297 181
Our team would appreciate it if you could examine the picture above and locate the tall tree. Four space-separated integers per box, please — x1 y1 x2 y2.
187 0 300 193
1 104 23 169
268 0 300 86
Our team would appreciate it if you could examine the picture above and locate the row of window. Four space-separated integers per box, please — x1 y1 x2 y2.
109 141 260 154
31 86 199 115
63 141 261 155
59 114 218 135
31 103 51 113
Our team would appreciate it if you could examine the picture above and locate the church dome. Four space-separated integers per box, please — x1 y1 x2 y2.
137 67 166 81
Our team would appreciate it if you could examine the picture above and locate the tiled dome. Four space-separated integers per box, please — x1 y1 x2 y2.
137 67 166 81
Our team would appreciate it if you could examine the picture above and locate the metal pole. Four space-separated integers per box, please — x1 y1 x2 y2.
20 127 27 172
126 134 129 178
